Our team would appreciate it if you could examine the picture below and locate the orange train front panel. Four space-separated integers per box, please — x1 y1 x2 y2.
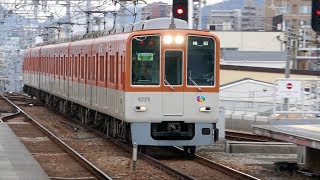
122 29 220 146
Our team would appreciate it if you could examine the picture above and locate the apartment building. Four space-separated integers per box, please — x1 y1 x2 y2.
205 0 263 31
207 9 241 31
241 0 264 31
264 0 311 31
265 0 317 70
140 2 171 21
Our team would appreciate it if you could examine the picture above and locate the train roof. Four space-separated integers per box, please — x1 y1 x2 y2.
31 18 189 48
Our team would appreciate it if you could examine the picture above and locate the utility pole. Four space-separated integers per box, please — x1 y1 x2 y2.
65 0 71 37
86 0 92 34
32 0 39 21
198 0 206 30
284 22 291 116
188 0 193 29
285 27 291 78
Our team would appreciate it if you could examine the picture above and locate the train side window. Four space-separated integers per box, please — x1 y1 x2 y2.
47 56 50 74
105 52 108 84
100 55 104 82
74 56 78 78
42 56 44 73
92 55 95 81
116 52 119 85
65 56 69 77
48 56 50 74
55 56 57 75
53 56 55 75
46 57 47 73
96 53 99 81
110 55 115 83
60 56 64 77
80 56 85 79
71 54 74 77
87 56 91 80
120 55 123 84
85 54 88 80
31 56 33 71
47 56 49 74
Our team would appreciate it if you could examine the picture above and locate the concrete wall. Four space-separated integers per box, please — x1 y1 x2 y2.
221 61 286 69
221 69 320 85
221 81 273 102
211 31 283 51
225 114 270 132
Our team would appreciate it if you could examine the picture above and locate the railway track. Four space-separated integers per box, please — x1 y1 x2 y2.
3 93 259 179
72 118 259 180
225 129 281 142
0 94 17 114
1 94 111 179
143 146 259 180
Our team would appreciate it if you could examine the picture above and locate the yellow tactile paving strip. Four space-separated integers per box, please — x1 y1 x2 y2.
290 125 320 132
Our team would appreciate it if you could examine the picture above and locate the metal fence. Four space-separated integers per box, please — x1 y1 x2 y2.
273 78 320 119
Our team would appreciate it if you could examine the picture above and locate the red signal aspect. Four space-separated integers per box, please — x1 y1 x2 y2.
177 8 184 15
317 10 320 16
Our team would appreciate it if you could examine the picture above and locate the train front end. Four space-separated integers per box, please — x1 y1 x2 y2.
125 29 220 148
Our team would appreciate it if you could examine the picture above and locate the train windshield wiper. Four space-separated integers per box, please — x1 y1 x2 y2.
188 76 202 92
164 78 174 91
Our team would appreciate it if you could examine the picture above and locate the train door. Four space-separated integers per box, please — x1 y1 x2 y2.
104 52 110 109
87 55 92 107
37 53 41 90
60 55 64 96
116 53 124 116
162 50 184 116
69 54 74 100
115 52 119 114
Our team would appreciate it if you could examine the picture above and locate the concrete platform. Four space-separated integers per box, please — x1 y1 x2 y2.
0 123 48 179
252 124 320 149
252 124 320 174
225 141 297 154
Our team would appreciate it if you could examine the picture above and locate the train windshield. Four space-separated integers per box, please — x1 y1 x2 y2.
187 36 215 86
131 35 160 85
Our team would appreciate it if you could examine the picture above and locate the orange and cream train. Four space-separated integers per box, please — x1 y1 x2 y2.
22 18 220 153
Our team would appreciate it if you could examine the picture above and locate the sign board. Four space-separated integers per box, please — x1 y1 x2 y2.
277 80 302 98
137 53 153 61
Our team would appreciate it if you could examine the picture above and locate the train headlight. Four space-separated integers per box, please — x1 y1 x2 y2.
163 35 173 44
135 106 147 112
199 106 211 112
174 35 184 44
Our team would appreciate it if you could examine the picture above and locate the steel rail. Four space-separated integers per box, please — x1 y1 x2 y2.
226 129 280 142
5 94 257 179
173 147 259 180
2 95 113 180
68 111 257 180
194 155 259 180
73 120 196 180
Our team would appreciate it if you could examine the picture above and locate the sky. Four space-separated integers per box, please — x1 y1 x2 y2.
145 0 224 5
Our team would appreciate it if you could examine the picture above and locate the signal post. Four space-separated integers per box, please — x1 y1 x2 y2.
172 0 198 29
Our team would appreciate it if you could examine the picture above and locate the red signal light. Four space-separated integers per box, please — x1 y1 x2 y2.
177 8 184 15
172 0 188 21
317 10 320 16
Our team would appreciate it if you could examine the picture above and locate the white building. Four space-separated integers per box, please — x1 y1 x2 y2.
220 78 274 119
211 31 287 68
207 9 241 31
